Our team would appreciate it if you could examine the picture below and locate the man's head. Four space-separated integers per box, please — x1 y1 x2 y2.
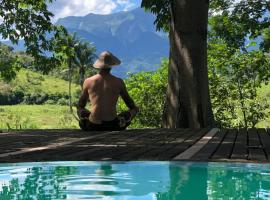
93 51 121 70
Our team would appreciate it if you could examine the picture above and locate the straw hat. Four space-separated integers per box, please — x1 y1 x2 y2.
93 51 121 69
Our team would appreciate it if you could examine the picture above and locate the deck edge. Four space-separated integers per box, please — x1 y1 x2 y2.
172 128 220 160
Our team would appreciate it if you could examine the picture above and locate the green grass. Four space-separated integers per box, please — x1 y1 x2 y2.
0 69 80 95
258 83 270 97
0 69 269 130
0 105 79 130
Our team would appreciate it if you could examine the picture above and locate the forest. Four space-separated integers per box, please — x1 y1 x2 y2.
0 0 269 130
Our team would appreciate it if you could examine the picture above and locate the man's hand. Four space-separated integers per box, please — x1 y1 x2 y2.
77 108 90 119
130 106 139 119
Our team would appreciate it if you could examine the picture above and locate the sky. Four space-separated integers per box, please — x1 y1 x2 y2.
0 0 141 41
48 0 142 23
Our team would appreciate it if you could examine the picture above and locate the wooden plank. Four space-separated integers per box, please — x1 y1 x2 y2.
116 129 187 160
231 128 248 160
173 128 219 160
109 129 174 160
0 131 114 158
0 128 268 162
0 136 63 153
0 130 91 154
138 129 193 160
258 128 270 160
212 129 237 160
38 133 119 158
50 129 143 160
0 146 94 162
0 130 87 161
248 128 267 161
104 129 182 160
17 129 144 160
192 129 227 160
150 129 202 160
65 129 165 160
1 129 140 161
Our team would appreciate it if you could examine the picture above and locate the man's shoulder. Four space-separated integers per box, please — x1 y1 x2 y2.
83 75 98 87
108 74 122 83
116 76 124 85
86 74 99 81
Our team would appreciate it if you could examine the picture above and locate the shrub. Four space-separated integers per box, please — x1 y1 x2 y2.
57 98 69 105
118 59 168 128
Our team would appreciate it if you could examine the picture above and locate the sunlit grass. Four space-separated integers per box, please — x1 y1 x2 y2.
0 105 79 130
8 69 79 95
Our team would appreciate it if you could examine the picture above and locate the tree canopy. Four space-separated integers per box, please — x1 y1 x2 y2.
141 0 269 128
0 0 66 75
0 43 18 81
142 0 270 50
209 0 270 51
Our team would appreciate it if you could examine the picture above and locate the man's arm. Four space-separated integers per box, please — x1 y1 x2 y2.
119 79 139 117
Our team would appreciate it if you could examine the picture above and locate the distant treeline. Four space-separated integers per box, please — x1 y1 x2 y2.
0 91 70 105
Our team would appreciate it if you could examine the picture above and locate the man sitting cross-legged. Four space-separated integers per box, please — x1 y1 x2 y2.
77 51 139 131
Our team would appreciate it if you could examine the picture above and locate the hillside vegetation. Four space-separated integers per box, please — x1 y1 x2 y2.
257 84 270 127
0 69 80 105
0 61 268 130
0 105 78 129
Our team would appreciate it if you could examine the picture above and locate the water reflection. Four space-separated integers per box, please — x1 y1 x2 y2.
206 163 270 200
0 164 76 199
0 162 270 199
157 163 208 200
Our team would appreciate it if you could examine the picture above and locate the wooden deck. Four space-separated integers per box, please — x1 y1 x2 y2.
0 128 269 163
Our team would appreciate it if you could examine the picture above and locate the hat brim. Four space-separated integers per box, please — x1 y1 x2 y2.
93 54 121 69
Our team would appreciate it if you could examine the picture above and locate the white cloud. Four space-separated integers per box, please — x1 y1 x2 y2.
116 0 136 11
48 0 118 22
48 0 139 23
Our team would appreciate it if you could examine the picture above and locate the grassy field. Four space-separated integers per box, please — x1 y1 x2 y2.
12 69 80 94
0 69 269 130
0 103 269 130
0 69 80 96
0 105 79 130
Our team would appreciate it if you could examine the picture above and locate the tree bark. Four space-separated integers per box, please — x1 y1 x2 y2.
162 0 215 128
68 59 73 113
79 65 85 90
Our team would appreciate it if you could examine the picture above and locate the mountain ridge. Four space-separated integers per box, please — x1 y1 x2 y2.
2 8 169 78
56 7 169 77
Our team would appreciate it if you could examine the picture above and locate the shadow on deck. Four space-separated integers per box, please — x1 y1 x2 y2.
0 128 269 163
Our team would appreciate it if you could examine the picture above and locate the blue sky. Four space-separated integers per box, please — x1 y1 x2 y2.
48 0 142 22
0 0 141 40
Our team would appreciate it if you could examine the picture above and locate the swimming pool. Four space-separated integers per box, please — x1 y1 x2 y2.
0 161 269 199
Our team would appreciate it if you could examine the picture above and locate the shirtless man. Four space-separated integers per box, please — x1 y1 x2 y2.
77 51 139 131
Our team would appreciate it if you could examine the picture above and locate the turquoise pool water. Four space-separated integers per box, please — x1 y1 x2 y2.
0 161 270 199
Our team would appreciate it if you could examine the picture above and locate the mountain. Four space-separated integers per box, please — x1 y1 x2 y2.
56 8 169 77
1 40 26 52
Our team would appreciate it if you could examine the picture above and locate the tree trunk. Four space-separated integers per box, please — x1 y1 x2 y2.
79 65 85 90
162 0 215 128
68 59 73 113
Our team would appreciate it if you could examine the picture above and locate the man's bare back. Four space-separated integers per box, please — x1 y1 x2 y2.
85 73 121 121
77 51 138 131
77 70 138 122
